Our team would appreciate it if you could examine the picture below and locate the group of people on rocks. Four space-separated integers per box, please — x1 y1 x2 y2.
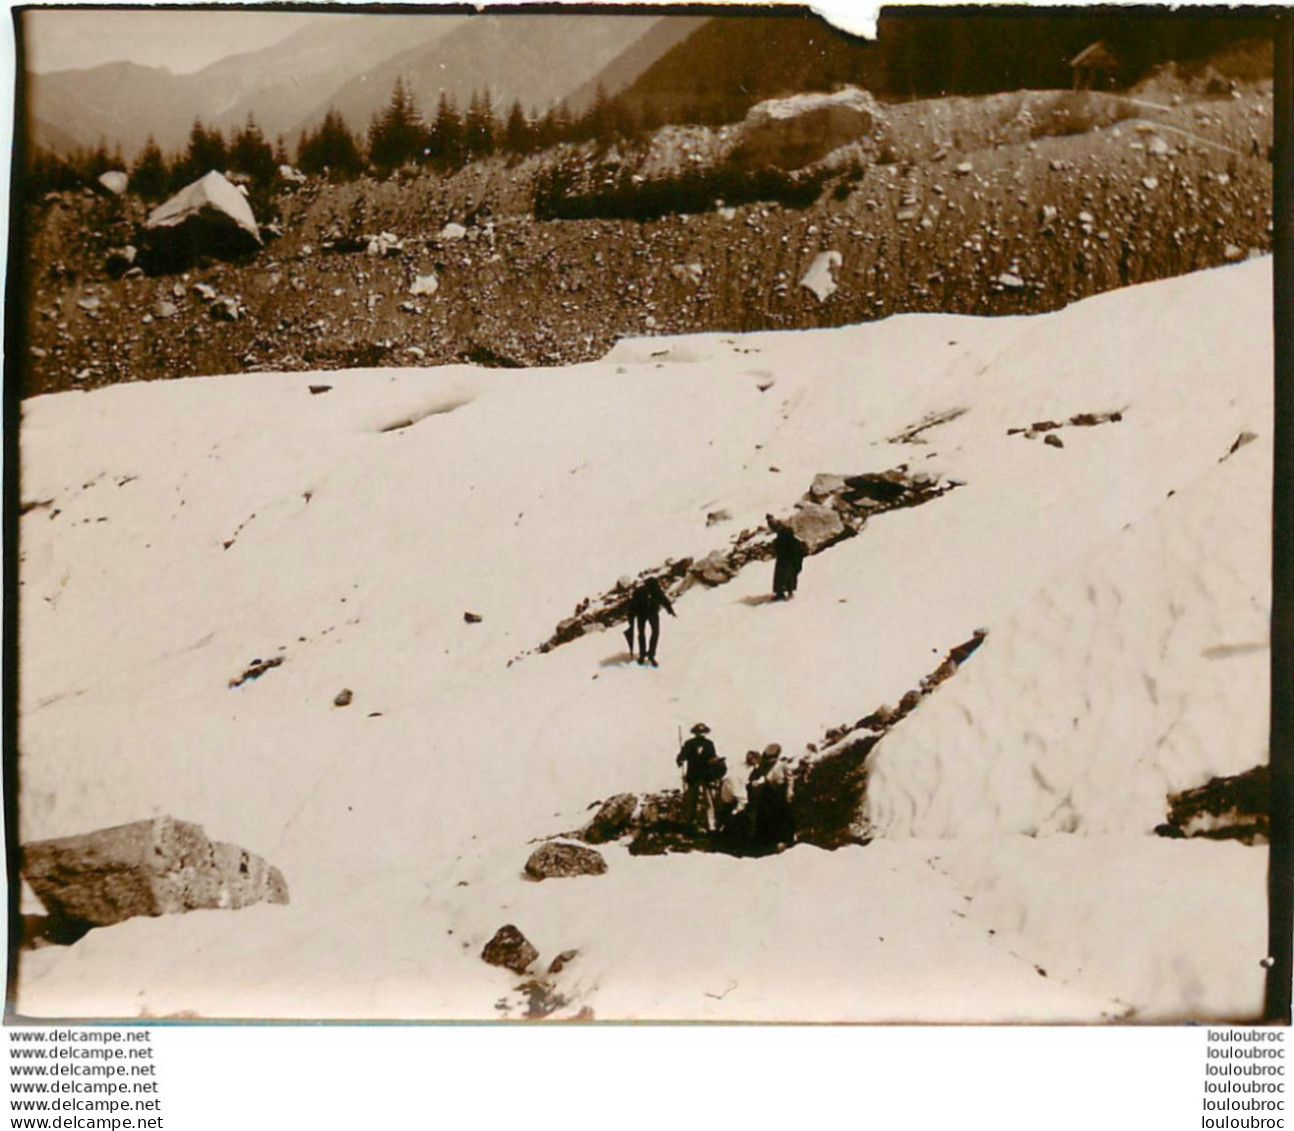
674 722 795 854
613 514 806 852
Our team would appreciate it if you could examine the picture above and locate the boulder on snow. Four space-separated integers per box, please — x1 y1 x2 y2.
691 549 738 586
547 948 579 975
524 841 607 880
143 171 262 264
807 473 848 501
21 816 288 932
786 502 847 553
580 793 638 844
481 924 538 973
800 250 843 302
738 86 884 169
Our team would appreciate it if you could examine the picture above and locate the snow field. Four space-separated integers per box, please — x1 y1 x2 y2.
16 259 1272 1020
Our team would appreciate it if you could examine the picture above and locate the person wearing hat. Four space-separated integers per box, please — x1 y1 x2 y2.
746 742 795 851
676 722 723 833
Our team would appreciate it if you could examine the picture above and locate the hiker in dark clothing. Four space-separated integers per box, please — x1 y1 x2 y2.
628 576 676 665
745 743 795 851
768 515 806 600
677 722 722 832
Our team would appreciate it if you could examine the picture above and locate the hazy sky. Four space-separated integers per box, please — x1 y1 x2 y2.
22 9 329 74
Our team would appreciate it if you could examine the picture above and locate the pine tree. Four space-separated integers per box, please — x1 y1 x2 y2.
368 77 423 173
503 99 532 156
536 102 573 150
427 91 463 170
130 135 168 201
26 147 79 195
175 118 227 184
298 109 365 181
610 96 638 142
583 82 612 144
463 89 496 160
86 140 112 178
229 114 276 189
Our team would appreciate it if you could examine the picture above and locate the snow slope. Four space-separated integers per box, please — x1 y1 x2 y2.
15 259 1271 1022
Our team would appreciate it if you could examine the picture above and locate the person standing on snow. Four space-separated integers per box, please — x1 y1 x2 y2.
768 515 806 600
628 575 676 666
677 722 722 833
745 743 795 850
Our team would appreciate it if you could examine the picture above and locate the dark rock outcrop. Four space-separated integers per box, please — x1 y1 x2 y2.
1157 764 1269 844
628 825 708 856
524 841 608 880
791 736 878 849
21 816 288 933
481 924 538 973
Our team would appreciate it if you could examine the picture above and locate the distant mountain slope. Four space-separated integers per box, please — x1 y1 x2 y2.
564 14 711 117
612 12 884 126
25 13 466 158
27 61 193 158
291 13 669 138
198 14 467 143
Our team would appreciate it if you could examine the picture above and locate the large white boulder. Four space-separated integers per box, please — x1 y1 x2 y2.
739 86 884 169
145 170 262 248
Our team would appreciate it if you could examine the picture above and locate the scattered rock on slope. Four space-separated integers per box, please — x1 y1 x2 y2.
800 250 843 302
21 816 289 933
524 840 608 880
481 924 539 973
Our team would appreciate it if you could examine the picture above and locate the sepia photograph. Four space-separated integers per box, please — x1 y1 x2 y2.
5 2 1285 1028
